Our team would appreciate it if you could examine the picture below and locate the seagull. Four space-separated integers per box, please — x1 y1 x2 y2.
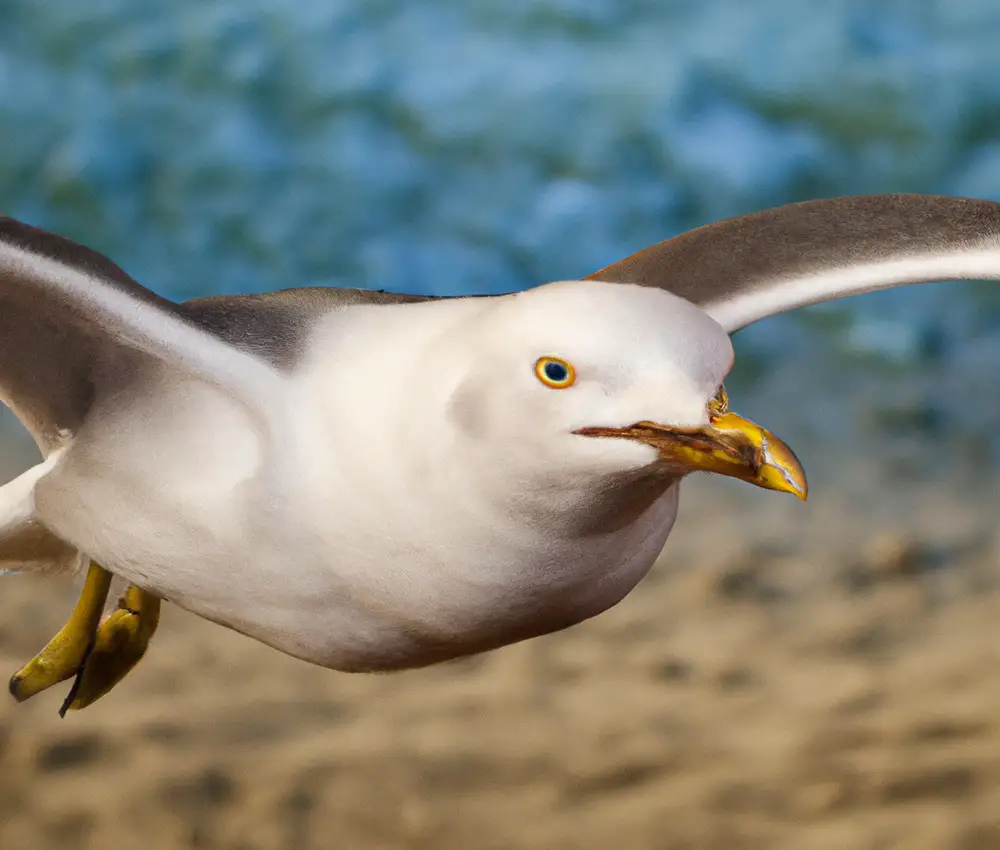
1 193 998 715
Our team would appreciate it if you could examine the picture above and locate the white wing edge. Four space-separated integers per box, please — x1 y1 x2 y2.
704 241 1000 333
2 242 286 425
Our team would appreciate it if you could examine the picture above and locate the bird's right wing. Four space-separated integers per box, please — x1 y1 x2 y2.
0 217 284 455
587 194 1000 333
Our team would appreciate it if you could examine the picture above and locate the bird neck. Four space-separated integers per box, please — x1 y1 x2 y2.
490 462 681 540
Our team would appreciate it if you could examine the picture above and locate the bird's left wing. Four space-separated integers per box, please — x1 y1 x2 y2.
0 217 285 453
587 194 1000 333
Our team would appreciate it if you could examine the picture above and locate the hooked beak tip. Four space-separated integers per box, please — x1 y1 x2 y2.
706 410 808 500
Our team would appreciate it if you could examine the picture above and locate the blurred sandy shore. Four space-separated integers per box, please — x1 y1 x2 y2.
0 466 998 850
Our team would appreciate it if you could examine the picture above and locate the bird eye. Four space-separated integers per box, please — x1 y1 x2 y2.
535 356 576 389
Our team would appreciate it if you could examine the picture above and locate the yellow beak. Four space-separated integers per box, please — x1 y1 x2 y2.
576 409 808 500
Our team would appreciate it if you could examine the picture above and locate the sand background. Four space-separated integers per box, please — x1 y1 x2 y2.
1 447 997 850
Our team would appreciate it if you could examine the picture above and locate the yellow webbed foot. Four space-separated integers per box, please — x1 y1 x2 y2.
60 584 161 715
9 562 112 702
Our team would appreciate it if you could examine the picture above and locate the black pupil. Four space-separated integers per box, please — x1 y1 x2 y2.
544 361 568 382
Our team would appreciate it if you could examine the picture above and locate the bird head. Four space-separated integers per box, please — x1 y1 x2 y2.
446 280 807 499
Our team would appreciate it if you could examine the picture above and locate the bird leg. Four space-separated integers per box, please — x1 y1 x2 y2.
9 564 162 714
59 583 161 715
9 561 112 702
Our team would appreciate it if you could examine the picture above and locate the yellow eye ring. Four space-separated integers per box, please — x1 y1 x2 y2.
535 356 576 389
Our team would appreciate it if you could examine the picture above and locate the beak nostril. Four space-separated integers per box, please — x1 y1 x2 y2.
708 384 729 419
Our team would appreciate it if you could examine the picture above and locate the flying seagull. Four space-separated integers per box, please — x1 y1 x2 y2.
1 193 998 715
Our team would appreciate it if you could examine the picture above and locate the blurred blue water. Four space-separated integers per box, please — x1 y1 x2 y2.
2 0 1000 464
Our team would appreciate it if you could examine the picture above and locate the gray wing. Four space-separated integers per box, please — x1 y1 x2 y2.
0 216 434 454
586 194 1000 332
0 218 291 453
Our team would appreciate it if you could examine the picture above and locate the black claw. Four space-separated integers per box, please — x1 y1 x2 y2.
58 671 83 718
58 640 96 718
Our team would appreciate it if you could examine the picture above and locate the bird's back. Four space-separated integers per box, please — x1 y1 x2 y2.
178 287 434 371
